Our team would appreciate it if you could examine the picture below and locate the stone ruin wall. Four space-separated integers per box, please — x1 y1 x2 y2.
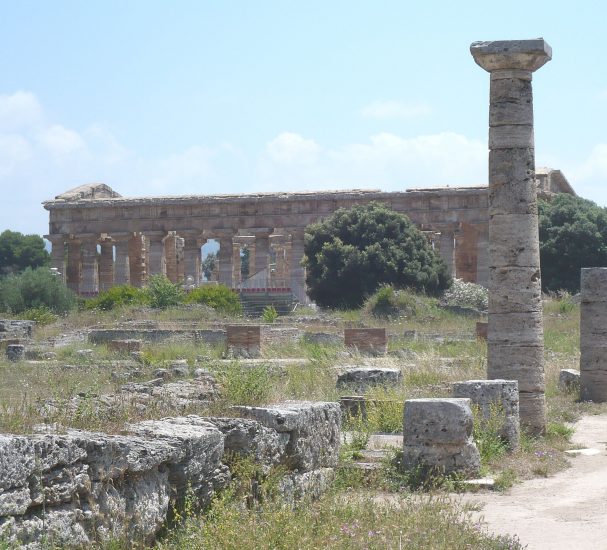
43 170 574 300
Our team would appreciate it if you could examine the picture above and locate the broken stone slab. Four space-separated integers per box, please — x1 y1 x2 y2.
232 402 341 471
559 369 580 392
452 379 519 449
402 398 481 477
6 344 25 362
336 367 402 393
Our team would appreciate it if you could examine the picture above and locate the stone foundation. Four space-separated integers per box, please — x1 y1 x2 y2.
336 367 402 393
107 339 143 353
402 398 480 476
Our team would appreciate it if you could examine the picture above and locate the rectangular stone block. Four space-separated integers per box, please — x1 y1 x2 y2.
487 344 544 392
225 325 261 358
488 311 543 346
344 328 387 356
580 267 607 303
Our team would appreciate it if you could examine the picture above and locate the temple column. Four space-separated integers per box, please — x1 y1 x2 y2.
183 232 202 285
439 229 456 277
471 38 552 434
147 232 166 277
217 235 234 287
46 235 66 282
80 236 99 295
232 239 242 287
113 235 131 286
129 233 146 287
98 238 114 292
289 229 306 302
255 232 270 276
164 233 178 283
66 238 81 292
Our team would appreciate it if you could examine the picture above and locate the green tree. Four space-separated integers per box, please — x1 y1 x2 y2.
201 252 217 281
0 267 75 314
0 230 49 276
144 274 184 308
303 202 451 308
539 194 607 293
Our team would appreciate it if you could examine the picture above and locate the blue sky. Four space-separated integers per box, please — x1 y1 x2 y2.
1 0 606 235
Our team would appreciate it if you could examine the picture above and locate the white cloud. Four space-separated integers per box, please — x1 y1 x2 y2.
0 91 43 131
0 134 32 177
360 100 432 119
265 132 320 165
37 124 87 157
259 131 486 191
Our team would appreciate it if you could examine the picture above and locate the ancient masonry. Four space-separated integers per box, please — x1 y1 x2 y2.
43 169 574 300
471 39 551 434
580 268 607 402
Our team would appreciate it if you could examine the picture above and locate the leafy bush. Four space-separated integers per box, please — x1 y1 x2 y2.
304 202 451 308
17 306 58 326
261 305 279 323
185 284 242 315
539 194 607 293
85 284 146 310
0 267 75 314
144 275 184 309
442 278 488 311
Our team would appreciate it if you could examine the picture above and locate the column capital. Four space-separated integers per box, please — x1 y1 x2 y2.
44 234 66 244
470 39 551 73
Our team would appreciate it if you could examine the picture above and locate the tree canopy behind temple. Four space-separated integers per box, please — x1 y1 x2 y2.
539 194 607 293
303 202 451 308
0 230 49 276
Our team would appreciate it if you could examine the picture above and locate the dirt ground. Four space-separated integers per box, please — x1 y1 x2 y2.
462 413 607 550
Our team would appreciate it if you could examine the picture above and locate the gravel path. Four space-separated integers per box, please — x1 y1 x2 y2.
463 413 607 549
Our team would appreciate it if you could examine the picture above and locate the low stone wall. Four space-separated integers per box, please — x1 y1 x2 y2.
107 339 143 353
0 401 340 548
0 320 35 345
88 328 226 346
344 328 387 356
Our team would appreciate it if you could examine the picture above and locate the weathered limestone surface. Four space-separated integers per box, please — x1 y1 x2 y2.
107 339 143 353
233 402 341 471
452 379 519 449
336 367 402 393
471 38 551 434
0 418 228 549
0 401 342 548
0 320 35 341
580 268 607 401
402 398 480 476
344 328 388 356
559 369 581 392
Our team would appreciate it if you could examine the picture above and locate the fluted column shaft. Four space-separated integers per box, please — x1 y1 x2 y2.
113 237 131 286
98 241 114 292
80 237 98 295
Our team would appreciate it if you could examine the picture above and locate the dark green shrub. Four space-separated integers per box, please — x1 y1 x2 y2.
85 285 146 310
0 230 49 276
185 284 242 315
0 267 75 314
304 202 451 308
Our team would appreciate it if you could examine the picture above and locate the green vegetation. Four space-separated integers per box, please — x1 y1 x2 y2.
0 267 75 314
304 202 451 308
539 194 607 293
85 284 146 310
261 304 279 323
0 230 49 276
144 274 185 308
442 278 488 311
185 284 242 315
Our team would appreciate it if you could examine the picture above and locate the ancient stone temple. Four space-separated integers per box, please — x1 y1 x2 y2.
43 171 574 299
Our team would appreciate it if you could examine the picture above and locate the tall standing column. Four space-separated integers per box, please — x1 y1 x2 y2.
290 229 306 303
146 232 166 277
66 239 81 292
232 240 242 287
438 228 456 277
217 236 234 287
98 239 114 292
80 237 99 295
183 233 202 285
46 235 66 282
580 268 607 402
113 235 131 286
129 233 146 287
471 39 552 434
